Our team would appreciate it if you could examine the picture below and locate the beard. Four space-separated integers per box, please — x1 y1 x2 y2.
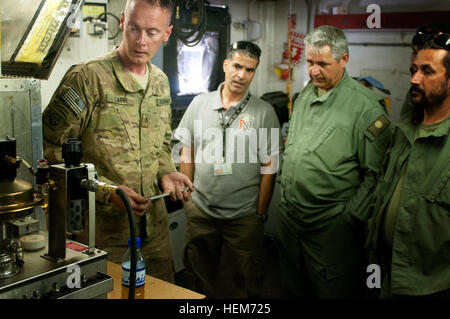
410 82 448 109
409 80 448 124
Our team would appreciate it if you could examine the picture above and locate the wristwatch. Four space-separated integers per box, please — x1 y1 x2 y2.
256 211 268 223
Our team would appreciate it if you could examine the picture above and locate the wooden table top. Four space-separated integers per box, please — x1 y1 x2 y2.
106 261 205 299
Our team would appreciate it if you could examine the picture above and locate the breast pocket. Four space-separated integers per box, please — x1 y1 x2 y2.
143 96 171 149
311 124 353 172
424 166 450 211
95 102 136 158
95 106 132 153
159 103 171 140
436 181 450 212
416 168 450 264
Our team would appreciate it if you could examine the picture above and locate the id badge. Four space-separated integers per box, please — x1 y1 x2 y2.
213 163 232 176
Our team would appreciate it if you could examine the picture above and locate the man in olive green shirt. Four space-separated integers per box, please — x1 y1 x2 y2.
42 0 192 283
366 33 450 298
278 26 391 298
400 22 450 118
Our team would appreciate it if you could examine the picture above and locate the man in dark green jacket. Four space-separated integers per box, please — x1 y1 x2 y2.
278 26 391 298
366 31 450 298
400 22 450 118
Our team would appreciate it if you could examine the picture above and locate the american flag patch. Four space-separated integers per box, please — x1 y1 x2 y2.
62 88 86 116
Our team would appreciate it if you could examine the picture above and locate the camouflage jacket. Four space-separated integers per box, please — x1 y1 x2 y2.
42 49 176 246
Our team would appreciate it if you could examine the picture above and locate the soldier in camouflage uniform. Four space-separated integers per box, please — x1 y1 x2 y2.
42 0 192 283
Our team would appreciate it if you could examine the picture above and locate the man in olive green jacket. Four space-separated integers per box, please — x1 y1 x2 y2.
42 0 192 283
366 32 450 299
278 26 391 298
400 22 450 118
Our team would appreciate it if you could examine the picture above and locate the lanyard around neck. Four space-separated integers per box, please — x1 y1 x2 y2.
218 93 251 160
218 93 251 130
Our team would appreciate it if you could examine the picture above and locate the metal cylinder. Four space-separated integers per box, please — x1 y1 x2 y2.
62 139 83 167
0 137 18 181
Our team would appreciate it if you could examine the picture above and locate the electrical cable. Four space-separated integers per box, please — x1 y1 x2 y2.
83 12 121 40
115 188 137 300
173 0 208 47
97 12 121 40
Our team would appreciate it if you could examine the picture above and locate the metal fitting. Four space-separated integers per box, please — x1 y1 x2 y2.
80 179 118 194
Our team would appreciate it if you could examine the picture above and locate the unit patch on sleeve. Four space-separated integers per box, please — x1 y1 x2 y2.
62 88 86 116
367 114 390 137
43 107 67 128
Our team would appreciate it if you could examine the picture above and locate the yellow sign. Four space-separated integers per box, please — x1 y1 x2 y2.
83 4 106 19
15 0 72 64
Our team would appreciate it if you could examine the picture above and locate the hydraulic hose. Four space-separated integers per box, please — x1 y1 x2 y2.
115 188 137 300
80 179 139 299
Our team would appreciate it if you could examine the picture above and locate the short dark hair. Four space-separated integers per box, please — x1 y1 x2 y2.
412 21 450 51
227 41 261 65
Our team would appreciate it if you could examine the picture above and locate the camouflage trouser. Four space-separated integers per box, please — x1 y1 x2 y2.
183 200 265 298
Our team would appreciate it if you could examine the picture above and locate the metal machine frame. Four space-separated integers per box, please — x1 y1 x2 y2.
0 78 112 299
0 78 43 177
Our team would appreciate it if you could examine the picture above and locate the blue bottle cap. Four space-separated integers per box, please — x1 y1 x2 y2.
127 237 141 248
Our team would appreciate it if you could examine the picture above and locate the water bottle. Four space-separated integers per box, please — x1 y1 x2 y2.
121 237 146 299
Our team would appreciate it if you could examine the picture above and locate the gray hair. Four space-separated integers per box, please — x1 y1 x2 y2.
305 25 348 61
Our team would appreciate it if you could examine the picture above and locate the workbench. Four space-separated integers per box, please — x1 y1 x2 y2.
106 262 205 299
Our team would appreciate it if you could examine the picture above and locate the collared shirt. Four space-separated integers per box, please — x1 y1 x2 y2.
367 111 450 296
175 83 283 219
42 48 176 246
280 70 391 225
